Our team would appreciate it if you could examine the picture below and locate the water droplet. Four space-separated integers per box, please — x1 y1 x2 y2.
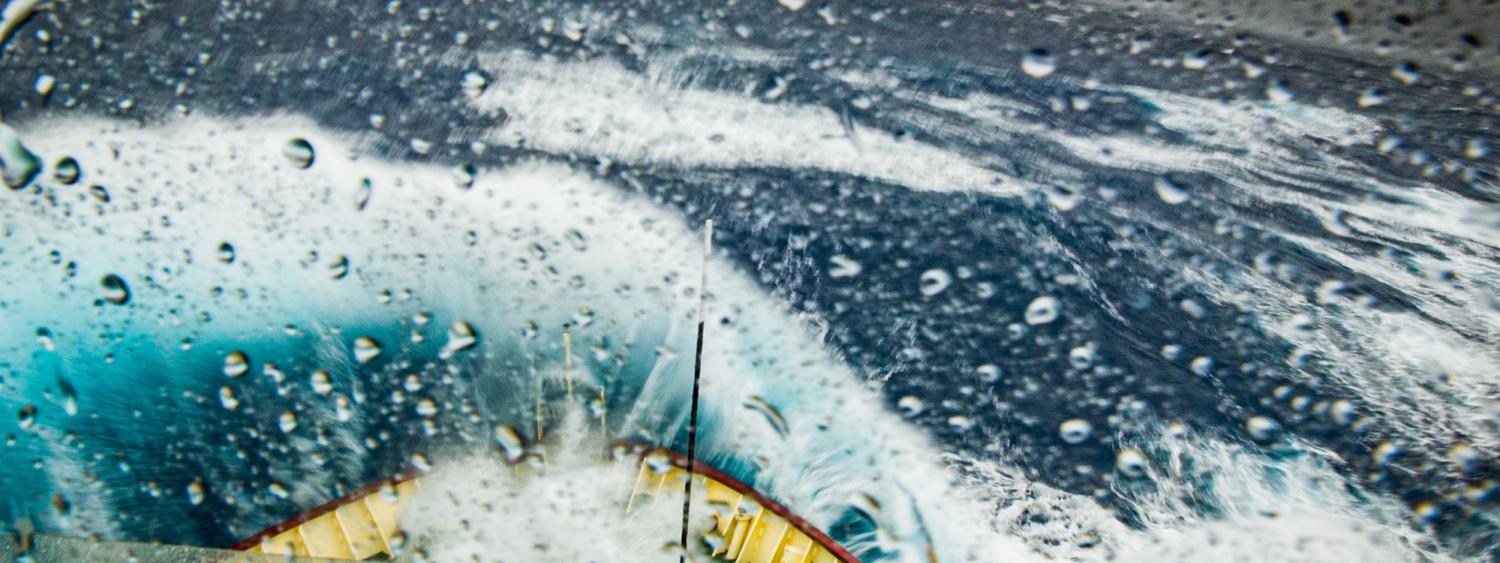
310 370 333 395
897 395 924 417
216 242 236 264
36 327 54 351
388 530 409 556
1024 296 1060 325
919 269 952 296
1116 448 1148 477
743 396 789 438
1021 48 1056 78
34 74 55 97
1356 88 1387 108
440 321 478 359
1154 177 1190 204
218 386 239 410
829 255 862 278
56 377 77 416
53 156 80 185
409 138 433 155
1059 419 1093 444
1245 416 1279 442
186 481 206 506
18 404 36 429
100 274 131 305
645 449 673 473
1045 185 1081 211
976 364 1002 383
948 415 976 431
0 123 40 190
416 398 438 417
88 184 109 203
354 178 372 210
283 138 314 169
329 256 350 280
494 425 526 462
278 411 298 433
268 482 289 499
521 320 539 340
461 70 491 98
1068 345 1096 369
1265 80 1294 102
353 337 382 364
223 351 249 377
565 229 588 251
452 163 476 190
1372 441 1401 465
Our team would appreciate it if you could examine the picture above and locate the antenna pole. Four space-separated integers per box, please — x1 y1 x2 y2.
680 219 713 561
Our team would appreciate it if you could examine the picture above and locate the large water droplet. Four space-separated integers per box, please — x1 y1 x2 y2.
223 351 249 377
353 336 382 364
1021 49 1057 78
100 274 131 305
1024 296 1060 325
283 138 315 169
0 123 40 190
897 395 924 417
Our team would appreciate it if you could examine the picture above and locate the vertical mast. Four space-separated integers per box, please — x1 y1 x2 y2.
679 219 713 561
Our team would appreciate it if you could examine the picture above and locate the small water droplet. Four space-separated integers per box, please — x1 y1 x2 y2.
1060 419 1093 444
461 70 491 98
897 395 925 417
186 481 206 506
1116 448 1148 477
279 411 298 433
1154 177 1190 205
223 351 249 377
268 482 290 499
310 370 333 395
976 364 1002 383
829 255 862 278
1245 416 1280 442
53 156 80 185
1024 296 1060 325
100 274 131 305
919 269 952 296
1021 49 1056 78
217 242 236 264
494 425 526 462
218 386 239 410
565 229 588 251
283 138 315 169
329 255 350 280
452 163 476 190
439 320 478 359
354 178 372 210
1265 80 1294 102
353 337 382 364
416 398 438 417
743 396 789 437
18 404 37 429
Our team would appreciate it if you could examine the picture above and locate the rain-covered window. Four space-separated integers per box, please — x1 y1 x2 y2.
1 0 1496 561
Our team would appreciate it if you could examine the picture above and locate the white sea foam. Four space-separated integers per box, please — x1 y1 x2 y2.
2 107 1480 561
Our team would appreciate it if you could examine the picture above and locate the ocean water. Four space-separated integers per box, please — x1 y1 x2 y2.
0 1 1496 561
